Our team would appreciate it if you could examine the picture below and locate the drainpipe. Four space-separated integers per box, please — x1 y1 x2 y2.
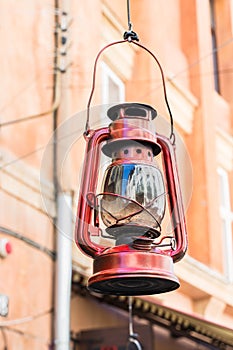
54 192 73 350
53 0 73 349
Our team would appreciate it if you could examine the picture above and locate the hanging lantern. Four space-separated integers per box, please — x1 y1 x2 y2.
74 16 188 295
75 101 187 296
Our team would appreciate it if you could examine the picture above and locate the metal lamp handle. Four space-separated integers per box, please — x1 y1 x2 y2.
85 40 175 142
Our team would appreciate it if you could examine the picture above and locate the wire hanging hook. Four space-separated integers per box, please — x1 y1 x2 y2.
126 297 142 350
127 0 132 31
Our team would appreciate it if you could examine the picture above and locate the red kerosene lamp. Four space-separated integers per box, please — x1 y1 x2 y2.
75 98 187 295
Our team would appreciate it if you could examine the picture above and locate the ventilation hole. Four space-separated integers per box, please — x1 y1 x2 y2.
125 107 147 117
136 149 142 154
148 151 151 157
124 149 129 155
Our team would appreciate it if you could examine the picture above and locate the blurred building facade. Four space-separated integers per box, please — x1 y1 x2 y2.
0 0 232 349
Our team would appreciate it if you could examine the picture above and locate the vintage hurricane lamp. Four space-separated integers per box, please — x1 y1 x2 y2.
75 102 187 296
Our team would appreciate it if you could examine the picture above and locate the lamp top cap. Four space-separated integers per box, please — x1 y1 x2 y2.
107 103 157 121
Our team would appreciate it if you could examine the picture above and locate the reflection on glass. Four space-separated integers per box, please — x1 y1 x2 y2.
100 163 166 235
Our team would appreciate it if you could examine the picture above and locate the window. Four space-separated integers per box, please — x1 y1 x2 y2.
101 62 125 105
209 0 221 93
217 168 233 282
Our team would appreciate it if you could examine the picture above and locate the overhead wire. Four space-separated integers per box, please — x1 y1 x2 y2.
172 36 233 80
116 35 232 102
0 122 80 170
0 144 47 170
0 73 61 128
0 70 51 115
0 66 61 129
0 309 53 327
0 226 56 260
61 66 233 86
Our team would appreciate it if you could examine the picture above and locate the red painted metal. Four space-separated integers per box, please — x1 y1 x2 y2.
75 103 187 294
88 249 180 295
157 134 188 262
75 128 109 258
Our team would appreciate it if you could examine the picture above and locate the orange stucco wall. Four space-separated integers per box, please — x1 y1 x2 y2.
0 0 232 349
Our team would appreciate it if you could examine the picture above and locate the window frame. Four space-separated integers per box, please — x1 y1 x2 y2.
217 167 233 282
101 62 125 105
209 0 221 93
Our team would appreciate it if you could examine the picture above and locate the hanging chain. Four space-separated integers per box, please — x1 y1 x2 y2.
126 297 142 350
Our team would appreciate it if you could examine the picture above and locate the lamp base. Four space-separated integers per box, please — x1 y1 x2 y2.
88 250 179 295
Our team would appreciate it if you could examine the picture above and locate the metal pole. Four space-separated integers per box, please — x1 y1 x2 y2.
53 0 72 347
54 192 73 350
